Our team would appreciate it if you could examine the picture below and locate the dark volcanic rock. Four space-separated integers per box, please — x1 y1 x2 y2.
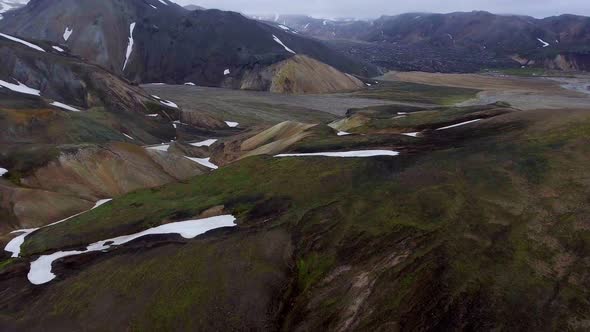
0 0 377 85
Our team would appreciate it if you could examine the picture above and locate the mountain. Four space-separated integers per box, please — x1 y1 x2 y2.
183 4 205 11
0 32 213 230
0 0 26 19
0 33 179 146
251 14 372 40
257 12 590 72
0 0 377 89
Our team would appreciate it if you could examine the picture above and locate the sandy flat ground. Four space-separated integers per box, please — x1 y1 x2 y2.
144 84 399 123
380 71 590 110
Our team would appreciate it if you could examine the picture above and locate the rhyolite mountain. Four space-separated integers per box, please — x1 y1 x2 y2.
0 0 377 88
256 12 590 72
0 33 212 230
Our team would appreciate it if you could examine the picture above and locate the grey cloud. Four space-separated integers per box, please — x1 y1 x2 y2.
173 0 590 18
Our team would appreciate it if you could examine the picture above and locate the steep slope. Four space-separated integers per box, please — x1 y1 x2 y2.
0 33 179 146
0 0 377 86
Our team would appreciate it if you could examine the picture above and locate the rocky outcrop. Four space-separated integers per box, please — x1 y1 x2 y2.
543 53 590 71
180 111 228 130
241 121 317 157
209 121 317 165
240 55 365 94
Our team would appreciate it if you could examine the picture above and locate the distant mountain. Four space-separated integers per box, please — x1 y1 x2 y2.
254 12 590 72
250 14 372 40
184 4 205 11
0 0 377 88
0 0 27 18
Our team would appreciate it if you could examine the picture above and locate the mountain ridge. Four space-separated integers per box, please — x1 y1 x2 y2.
0 0 377 87
252 11 590 72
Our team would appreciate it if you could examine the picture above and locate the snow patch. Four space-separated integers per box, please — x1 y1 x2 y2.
436 119 482 130
123 22 136 71
337 131 351 136
0 168 7 176
50 101 81 112
159 99 178 108
123 133 135 140
185 156 218 169
537 38 550 48
402 132 421 137
146 144 170 152
4 199 112 258
52 45 64 52
223 69 230 76
27 215 237 285
0 32 45 52
225 121 239 128
272 35 296 54
0 79 40 96
190 139 218 147
184 82 196 86
275 150 400 158
63 27 73 41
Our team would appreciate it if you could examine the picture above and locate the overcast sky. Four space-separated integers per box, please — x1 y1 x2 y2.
173 0 590 19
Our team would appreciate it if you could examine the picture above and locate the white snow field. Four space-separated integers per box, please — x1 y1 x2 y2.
122 22 136 70
272 35 296 54
4 199 112 258
275 150 400 158
28 215 237 285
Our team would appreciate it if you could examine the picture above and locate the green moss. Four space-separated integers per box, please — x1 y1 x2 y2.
12 106 590 329
351 81 480 105
0 259 14 272
297 253 335 292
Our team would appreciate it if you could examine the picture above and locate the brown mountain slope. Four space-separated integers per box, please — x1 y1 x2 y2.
240 55 365 94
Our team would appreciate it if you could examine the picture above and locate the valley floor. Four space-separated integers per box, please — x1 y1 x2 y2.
381 71 590 110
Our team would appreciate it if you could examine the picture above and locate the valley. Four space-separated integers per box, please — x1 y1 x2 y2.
0 1 590 331
2 68 590 330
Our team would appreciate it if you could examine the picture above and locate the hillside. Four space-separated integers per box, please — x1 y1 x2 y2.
0 34 221 230
2 99 590 330
0 0 377 86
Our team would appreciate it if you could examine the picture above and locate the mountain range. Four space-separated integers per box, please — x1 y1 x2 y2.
254 11 590 72
0 0 376 89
